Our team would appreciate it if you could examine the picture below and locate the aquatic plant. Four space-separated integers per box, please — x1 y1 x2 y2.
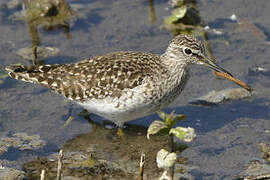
147 111 196 152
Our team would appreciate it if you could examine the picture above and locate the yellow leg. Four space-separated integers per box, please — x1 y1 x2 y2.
117 128 126 141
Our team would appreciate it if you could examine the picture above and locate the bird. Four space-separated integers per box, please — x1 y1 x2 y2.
6 35 232 128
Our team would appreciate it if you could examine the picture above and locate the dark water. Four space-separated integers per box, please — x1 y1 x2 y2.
0 0 270 179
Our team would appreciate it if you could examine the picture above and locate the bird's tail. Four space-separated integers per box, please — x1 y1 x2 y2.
5 64 59 86
6 65 37 83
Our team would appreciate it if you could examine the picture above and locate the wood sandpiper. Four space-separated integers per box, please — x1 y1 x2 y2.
6 35 232 127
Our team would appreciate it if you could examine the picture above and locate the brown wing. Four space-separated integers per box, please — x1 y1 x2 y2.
6 51 164 101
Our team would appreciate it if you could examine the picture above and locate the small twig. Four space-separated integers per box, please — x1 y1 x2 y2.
169 134 175 153
169 135 176 179
170 164 175 180
32 46 37 65
40 169 45 180
148 0 156 23
56 149 63 180
214 71 252 92
139 152 145 180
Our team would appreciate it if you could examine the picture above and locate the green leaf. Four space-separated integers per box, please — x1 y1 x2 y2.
172 5 187 19
158 111 185 127
169 127 186 140
157 111 167 121
169 127 196 142
164 14 180 25
165 111 175 127
147 120 167 139
174 114 186 122
168 114 186 128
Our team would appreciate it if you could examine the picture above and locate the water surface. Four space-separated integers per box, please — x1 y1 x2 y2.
0 0 270 179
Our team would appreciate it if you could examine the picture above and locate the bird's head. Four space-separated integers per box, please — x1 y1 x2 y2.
166 34 232 76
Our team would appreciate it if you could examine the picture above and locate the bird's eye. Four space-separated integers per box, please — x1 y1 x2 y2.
184 48 192 55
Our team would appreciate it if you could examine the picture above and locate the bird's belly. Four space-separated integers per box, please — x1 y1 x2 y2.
77 92 179 126
77 90 158 126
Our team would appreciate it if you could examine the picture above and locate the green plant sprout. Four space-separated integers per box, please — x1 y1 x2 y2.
147 111 196 152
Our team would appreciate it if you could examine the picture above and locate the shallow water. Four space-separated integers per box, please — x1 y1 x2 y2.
0 0 270 179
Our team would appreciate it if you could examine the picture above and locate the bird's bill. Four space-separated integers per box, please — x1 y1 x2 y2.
198 55 253 92
198 56 233 77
